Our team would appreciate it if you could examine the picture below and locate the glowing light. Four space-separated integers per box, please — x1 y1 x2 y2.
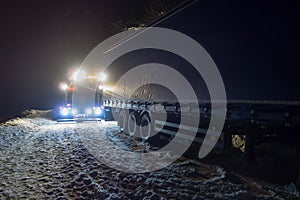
94 107 102 115
98 73 107 82
71 70 86 82
72 70 80 81
104 86 112 92
85 108 92 115
98 85 112 92
72 108 78 115
60 107 69 116
87 75 97 79
59 83 68 91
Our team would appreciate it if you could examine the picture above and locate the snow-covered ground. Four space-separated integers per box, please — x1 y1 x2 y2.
0 110 298 199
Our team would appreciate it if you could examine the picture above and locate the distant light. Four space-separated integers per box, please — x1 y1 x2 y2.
87 75 97 79
85 108 92 115
104 86 112 92
99 73 107 82
98 85 112 92
60 107 69 116
94 107 102 115
72 108 78 115
72 70 80 81
59 83 68 91
71 69 86 82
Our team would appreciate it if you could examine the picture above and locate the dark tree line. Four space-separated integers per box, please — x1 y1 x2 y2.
111 0 187 32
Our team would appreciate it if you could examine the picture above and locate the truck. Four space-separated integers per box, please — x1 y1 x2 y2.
55 70 107 122
60 0 300 160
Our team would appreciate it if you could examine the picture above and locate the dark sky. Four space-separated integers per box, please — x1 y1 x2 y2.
0 0 299 120
157 0 299 101
0 0 153 119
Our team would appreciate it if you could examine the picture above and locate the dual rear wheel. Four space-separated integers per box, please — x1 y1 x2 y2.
117 110 151 140
140 114 151 139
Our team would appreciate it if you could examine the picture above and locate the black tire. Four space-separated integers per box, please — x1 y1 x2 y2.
140 114 151 140
118 110 127 132
128 112 137 136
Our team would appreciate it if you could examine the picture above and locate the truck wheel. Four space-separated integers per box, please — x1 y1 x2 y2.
140 114 151 139
118 110 127 132
128 112 137 136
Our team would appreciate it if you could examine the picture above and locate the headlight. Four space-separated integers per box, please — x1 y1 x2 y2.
59 82 68 91
85 108 92 115
60 107 69 116
72 70 79 81
94 107 102 116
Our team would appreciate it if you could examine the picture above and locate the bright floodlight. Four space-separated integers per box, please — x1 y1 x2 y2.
94 107 102 115
99 73 107 82
98 85 112 92
72 69 86 82
103 86 111 92
72 70 80 81
59 83 68 91
60 107 69 116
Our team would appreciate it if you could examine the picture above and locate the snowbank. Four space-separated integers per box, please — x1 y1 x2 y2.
22 109 53 119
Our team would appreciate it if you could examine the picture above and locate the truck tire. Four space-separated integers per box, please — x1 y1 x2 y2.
128 112 137 136
118 110 127 132
140 114 151 139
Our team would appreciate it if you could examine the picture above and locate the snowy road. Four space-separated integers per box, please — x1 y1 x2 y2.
0 113 298 199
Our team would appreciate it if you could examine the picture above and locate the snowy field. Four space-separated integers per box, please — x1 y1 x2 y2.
0 110 298 199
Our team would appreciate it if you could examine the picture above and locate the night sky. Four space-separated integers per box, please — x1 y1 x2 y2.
0 0 299 120
0 0 153 120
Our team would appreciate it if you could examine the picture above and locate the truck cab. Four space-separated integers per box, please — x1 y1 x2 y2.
55 70 106 122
